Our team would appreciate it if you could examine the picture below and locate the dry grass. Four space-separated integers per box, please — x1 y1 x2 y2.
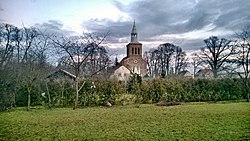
0 102 249 141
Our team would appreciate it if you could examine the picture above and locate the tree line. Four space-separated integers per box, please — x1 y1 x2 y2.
0 23 111 110
0 23 249 111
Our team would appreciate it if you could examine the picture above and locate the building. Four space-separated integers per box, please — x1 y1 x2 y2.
108 21 147 81
109 65 131 81
178 70 193 78
47 69 76 81
119 21 147 76
195 69 214 78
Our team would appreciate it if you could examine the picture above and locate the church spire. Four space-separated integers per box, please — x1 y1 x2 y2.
131 20 138 43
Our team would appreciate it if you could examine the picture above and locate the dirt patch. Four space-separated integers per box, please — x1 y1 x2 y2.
156 101 181 106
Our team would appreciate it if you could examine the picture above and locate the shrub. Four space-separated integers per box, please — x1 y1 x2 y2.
5 77 248 109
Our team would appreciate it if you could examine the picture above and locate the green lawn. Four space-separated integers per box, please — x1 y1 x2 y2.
0 102 249 141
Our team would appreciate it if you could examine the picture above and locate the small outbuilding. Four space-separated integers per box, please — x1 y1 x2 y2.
47 69 76 81
195 69 214 78
178 70 193 78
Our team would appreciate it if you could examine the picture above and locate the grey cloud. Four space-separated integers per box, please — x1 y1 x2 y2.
35 20 63 31
83 19 131 39
185 10 216 31
35 20 75 35
107 46 126 56
0 5 4 11
194 0 250 31
82 0 250 51
180 39 204 51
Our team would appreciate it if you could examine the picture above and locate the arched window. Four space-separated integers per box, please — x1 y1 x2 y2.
132 47 134 55
138 48 140 55
135 47 137 54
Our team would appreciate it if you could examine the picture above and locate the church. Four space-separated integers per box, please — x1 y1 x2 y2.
109 21 147 81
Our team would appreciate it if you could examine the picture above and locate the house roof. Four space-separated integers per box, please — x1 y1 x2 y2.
47 69 76 80
197 69 212 74
195 69 214 78
107 63 122 74
178 70 191 76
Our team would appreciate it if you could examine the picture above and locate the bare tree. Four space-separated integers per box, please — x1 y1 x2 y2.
0 24 24 109
21 27 38 63
81 41 110 76
159 43 175 76
173 46 188 74
0 24 16 108
33 29 54 67
143 51 158 77
190 53 202 77
0 23 53 110
12 26 23 64
234 26 250 102
197 36 233 78
0 24 17 68
21 27 48 111
52 32 110 109
144 43 187 77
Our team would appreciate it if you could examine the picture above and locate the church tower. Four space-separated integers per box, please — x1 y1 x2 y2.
120 21 147 76
126 21 142 58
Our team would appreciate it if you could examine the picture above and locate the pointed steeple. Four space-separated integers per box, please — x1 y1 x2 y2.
132 20 137 34
131 20 138 43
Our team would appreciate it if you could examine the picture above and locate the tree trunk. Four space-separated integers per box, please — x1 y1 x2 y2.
73 77 79 110
45 82 51 108
48 92 51 108
213 69 218 78
27 87 31 111
247 92 249 102
245 78 249 102
61 90 64 107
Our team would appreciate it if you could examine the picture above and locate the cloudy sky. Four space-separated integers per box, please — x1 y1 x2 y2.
1 0 250 57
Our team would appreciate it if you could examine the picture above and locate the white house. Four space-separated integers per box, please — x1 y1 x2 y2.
109 65 131 81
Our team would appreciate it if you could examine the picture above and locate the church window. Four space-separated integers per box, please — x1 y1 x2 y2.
132 47 134 55
135 47 137 54
138 48 140 55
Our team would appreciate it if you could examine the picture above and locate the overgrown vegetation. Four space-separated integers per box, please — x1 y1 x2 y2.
137 77 247 103
0 102 249 141
2 76 248 110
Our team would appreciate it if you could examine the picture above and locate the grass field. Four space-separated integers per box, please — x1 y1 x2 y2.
0 102 249 141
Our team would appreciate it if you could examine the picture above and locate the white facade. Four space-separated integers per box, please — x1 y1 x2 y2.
110 65 131 81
